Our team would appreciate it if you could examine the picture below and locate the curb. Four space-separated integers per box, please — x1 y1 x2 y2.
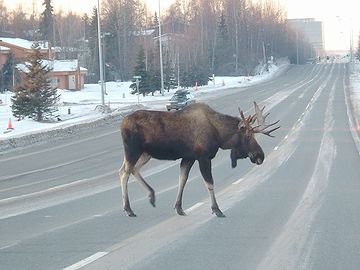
0 104 145 153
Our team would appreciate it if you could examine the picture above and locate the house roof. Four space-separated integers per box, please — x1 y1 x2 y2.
46 60 87 72
133 29 156 37
0 46 11 51
16 59 87 73
0 37 49 50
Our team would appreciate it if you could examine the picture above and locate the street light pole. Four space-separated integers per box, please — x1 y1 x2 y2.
97 0 105 106
158 0 164 95
296 29 299 65
337 16 354 72
349 19 354 72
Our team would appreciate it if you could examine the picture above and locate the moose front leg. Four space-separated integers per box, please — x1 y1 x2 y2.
174 159 195 215
198 158 225 217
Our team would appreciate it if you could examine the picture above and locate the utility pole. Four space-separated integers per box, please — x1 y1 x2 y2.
0 44 3 93
349 19 354 72
158 0 164 95
296 30 299 65
97 0 105 106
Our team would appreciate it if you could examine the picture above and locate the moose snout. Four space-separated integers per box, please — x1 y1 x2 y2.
255 158 263 165
248 152 264 165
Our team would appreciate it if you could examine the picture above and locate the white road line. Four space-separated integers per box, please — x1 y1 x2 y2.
0 150 110 182
232 178 244 185
257 66 337 270
0 241 20 250
63 252 108 270
186 202 204 213
0 160 180 220
0 129 119 161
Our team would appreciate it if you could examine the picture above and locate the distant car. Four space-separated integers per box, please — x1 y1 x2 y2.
166 90 195 111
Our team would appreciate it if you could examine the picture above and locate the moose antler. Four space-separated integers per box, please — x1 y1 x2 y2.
238 108 256 130
252 102 280 137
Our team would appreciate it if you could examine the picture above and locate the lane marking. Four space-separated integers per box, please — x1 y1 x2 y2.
63 252 108 270
186 202 204 213
232 178 244 185
0 241 20 250
0 160 180 219
0 150 111 182
257 64 338 270
0 129 120 161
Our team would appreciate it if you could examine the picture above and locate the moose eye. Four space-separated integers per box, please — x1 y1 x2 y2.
239 126 246 132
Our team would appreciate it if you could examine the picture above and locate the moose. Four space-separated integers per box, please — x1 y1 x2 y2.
119 102 279 217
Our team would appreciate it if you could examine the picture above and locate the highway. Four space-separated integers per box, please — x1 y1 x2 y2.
1 63 360 270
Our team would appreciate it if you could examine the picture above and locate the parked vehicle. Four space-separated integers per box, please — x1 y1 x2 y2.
166 90 195 111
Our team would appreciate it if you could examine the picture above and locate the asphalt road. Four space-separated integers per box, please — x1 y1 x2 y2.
1 63 360 270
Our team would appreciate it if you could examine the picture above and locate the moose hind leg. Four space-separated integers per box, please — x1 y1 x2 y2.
198 158 225 217
119 160 136 217
133 154 156 207
174 159 195 216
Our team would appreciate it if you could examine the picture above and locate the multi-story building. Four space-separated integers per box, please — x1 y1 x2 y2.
287 18 325 58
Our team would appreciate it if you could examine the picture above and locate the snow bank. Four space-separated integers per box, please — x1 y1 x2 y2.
0 59 292 152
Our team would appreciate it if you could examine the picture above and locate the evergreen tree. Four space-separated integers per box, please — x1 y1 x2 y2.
152 12 159 37
163 50 176 91
88 7 100 83
146 49 160 95
2 53 14 91
39 0 55 45
214 13 233 75
356 32 360 61
152 12 159 28
130 46 150 96
11 43 60 122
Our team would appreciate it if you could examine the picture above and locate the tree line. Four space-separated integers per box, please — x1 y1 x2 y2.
4 0 358 95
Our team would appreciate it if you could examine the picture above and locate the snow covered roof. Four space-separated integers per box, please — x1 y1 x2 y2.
47 60 87 72
133 29 155 37
16 59 87 73
0 46 11 51
0 37 49 50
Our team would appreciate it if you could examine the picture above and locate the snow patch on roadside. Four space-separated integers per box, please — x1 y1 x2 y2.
0 61 290 152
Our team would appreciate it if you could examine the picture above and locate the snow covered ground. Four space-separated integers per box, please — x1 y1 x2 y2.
349 61 360 131
1 59 359 145
0 62 287 140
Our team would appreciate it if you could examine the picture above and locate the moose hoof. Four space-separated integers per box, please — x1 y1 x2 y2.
149 192 156 207
212 208 226 218
123 208 137 217
174 205 187 216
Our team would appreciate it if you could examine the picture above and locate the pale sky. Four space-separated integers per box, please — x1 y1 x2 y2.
3 0 359 51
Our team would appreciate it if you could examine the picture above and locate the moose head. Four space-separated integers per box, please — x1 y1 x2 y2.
230 102 280 168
